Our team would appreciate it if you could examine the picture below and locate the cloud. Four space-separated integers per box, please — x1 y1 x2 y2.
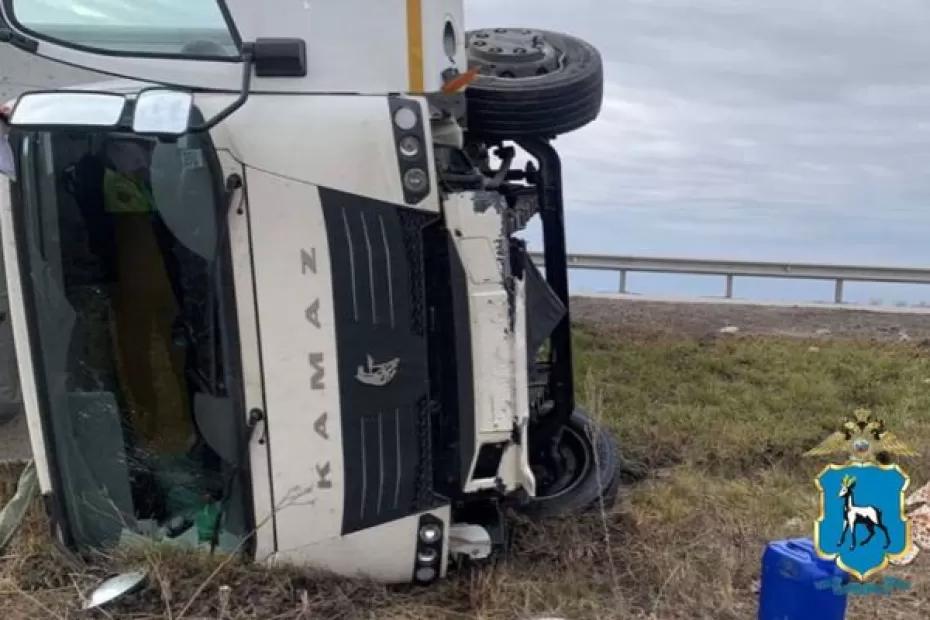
467 1 930 264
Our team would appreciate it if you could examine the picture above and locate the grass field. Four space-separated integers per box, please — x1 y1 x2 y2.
1 318 928 619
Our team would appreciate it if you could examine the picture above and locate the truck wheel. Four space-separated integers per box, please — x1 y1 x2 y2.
522 409 622 518
465 28 603 138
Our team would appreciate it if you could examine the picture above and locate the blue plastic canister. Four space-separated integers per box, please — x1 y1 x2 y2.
758 538 847 620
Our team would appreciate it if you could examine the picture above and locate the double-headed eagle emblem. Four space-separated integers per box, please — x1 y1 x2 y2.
804 408 917 463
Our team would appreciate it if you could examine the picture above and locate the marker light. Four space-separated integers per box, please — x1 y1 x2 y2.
403 168 428 193
417 547 439 564
398 135 421 158
419 523 442 544
394 107 418 131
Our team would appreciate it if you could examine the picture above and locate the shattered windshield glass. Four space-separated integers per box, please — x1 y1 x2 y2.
9 0 238 57
14 127 249 552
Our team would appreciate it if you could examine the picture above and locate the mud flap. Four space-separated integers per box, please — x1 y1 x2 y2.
521 250 566 367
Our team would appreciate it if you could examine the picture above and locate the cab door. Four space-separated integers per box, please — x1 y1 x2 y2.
0 0 467 94
0 0 245 90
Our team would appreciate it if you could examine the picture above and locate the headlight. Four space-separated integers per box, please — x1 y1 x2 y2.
398 135 421 159
417 547 439 564
419 523 442 544
403 168 429 193
394 107 418 131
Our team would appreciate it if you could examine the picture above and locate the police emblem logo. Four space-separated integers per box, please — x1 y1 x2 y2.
805 409 917 580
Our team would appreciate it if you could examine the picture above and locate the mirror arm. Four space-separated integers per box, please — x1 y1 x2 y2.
191 43 255 133
0 28 38 53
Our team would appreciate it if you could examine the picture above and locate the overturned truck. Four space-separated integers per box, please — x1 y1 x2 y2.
0 0 620 583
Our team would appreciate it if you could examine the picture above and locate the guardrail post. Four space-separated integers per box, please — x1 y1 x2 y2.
725 274 734 299
834 279 844 304
618 270 627 294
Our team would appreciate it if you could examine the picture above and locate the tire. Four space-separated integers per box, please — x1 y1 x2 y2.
521 409 623 519
465 28 604 138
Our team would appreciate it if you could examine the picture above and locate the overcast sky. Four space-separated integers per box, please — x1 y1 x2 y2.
468 0 930 301
4 1 930 301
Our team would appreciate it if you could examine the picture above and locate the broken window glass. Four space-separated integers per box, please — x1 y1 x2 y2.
14 126 249 553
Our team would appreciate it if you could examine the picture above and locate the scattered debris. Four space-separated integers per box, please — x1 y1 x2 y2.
907 481 930 509
899 331 912 342
0 460 38 553
891 481 930 566
218 585 232 618
890 543 921 566
82 570 148 610
783 517 805 530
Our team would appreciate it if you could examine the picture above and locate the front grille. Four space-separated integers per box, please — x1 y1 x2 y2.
320 187 439 533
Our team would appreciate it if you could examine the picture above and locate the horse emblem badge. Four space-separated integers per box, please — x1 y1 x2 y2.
355 355 400 387
805 408 917 580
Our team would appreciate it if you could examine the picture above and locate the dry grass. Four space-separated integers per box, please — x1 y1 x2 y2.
1 323 929 619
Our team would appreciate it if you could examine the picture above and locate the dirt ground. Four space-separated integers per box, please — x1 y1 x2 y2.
0 414 30 463
2 298 930 618
2 297 928 465
572 296 930 342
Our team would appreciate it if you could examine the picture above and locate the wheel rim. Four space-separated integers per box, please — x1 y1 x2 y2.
533 425 594 500
468 28 562 78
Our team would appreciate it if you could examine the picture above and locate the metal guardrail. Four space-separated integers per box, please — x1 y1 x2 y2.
529 252 930 304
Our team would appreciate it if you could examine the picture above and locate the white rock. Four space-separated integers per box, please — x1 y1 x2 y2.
890 544 920 566
784 517 805 529
719 326 740 334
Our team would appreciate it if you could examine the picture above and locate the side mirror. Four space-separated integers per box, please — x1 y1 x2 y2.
132 89 194 136
10 92 126 128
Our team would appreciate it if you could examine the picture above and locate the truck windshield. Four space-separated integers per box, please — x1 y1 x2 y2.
7 0 238 57
13 128 249 551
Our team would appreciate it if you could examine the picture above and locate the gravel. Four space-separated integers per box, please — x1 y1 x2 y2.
572 296 930 342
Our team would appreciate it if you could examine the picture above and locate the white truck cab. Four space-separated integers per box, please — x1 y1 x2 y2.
0 0 620 584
